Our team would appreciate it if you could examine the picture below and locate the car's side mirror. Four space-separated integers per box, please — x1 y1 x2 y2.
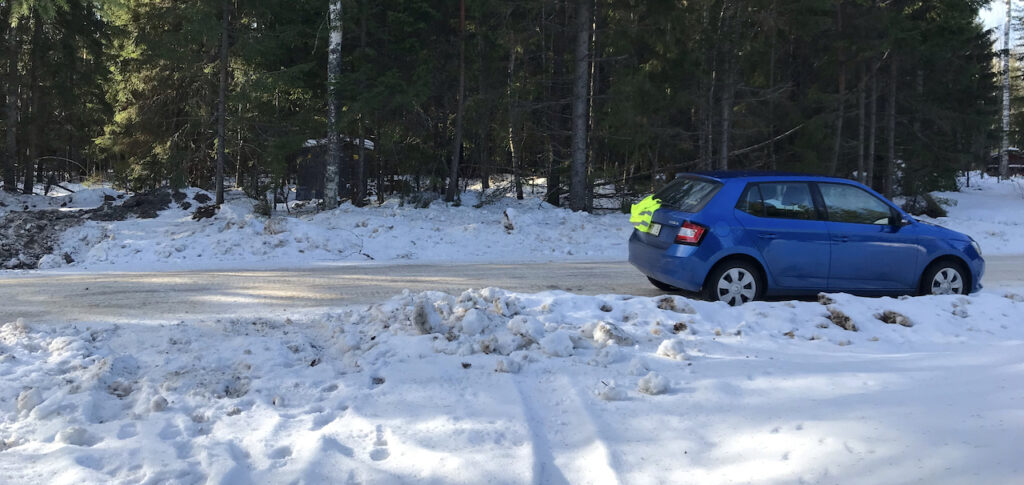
888 210 913 227
889 214 911 227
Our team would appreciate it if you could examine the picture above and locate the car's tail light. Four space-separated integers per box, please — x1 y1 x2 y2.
675 221 707 245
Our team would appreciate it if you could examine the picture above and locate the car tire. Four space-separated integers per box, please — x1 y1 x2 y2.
921 260 968 296
703 260 764 306
647 276 679 291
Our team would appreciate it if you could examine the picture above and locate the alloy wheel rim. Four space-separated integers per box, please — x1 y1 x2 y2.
931 268 964 295
716 268 757 306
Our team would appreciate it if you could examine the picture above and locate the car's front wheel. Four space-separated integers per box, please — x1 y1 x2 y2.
703 261 763 306
922 261 968 296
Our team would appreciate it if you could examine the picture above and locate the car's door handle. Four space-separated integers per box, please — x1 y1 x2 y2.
758 233 777 239
832 236 850 243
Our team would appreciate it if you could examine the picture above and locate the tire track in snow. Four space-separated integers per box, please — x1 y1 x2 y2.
514 370 621 485
514 376 569 485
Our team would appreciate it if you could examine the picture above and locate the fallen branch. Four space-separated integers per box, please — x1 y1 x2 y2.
609 123 806 184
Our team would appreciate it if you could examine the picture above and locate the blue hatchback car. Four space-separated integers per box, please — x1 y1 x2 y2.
629 172 984 305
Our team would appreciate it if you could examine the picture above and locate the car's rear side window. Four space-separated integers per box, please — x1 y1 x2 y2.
740 182 818 220
737 184 766 216
653 177 722 212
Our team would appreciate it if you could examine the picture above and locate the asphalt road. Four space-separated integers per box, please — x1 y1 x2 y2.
1 256 1021 324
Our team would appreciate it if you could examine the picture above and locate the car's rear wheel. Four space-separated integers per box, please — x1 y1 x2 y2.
703 261 763 306
922 261 968 296
647 276 679 291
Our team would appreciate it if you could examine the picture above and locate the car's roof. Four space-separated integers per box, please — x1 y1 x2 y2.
686 171 860 183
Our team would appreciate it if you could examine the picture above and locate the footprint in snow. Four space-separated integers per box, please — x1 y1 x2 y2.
369 425 390 462
74 455 104 471
321 436 354 457
269 446 292 460
369 448 390 462
158 423 181 441
117 422 138 440
310 404 348 431
311 413 336 431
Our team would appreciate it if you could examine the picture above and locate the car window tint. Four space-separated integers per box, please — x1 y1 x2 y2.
819 183 891 225
737 185 765 216
653 177 722 212
758 182 817 220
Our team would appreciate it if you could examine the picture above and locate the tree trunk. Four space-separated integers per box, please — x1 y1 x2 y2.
717 1 738 171
1001 0 1011 179
356 119 366 206
235 104 243 189
215 0 230 205
355 0 368 206
767 0 778 169
719 56 735 171
569 0 593 211
697 76 709 169
586 0 599 211
445 0 466 203
23 12 43 195
475 8 489 192
867 71 878 189
886 57 897 198
828 2 845 177
857 66 866 184
829 65 846 177
325 0 343 209
507 45 523 201
1 3 16 192
540 1 558 205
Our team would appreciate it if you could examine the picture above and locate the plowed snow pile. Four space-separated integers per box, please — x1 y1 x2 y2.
2 290 1022 484
38 191 629 271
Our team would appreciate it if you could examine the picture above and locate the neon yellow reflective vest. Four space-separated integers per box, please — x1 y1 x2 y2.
630 195 661 232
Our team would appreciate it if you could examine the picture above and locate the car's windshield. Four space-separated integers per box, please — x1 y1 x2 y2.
653 177 722 212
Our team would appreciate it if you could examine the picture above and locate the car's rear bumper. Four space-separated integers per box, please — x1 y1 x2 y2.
628 230 708 292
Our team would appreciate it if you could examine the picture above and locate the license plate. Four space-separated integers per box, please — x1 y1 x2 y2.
648 223 661 236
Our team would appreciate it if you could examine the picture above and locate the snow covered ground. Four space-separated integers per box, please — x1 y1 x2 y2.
1 288 1022 484
2 184 631 271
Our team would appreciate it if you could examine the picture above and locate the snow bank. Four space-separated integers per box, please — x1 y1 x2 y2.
1 289 1022 483
46 190 630 271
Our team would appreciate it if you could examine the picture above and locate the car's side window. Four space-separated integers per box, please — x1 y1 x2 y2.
736 184 766 217
818 183 892 225
757 182 817 220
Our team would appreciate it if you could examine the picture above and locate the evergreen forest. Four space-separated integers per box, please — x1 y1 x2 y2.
0 0 1003 210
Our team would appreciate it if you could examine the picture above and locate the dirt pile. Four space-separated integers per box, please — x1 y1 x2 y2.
1 210 84 269
1 188 207 270
87 189 173 221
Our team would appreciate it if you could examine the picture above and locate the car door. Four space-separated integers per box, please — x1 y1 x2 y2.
816 182 922 291
733 182 830 289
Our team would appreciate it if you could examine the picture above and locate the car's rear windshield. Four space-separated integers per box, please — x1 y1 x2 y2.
653 177 722 212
